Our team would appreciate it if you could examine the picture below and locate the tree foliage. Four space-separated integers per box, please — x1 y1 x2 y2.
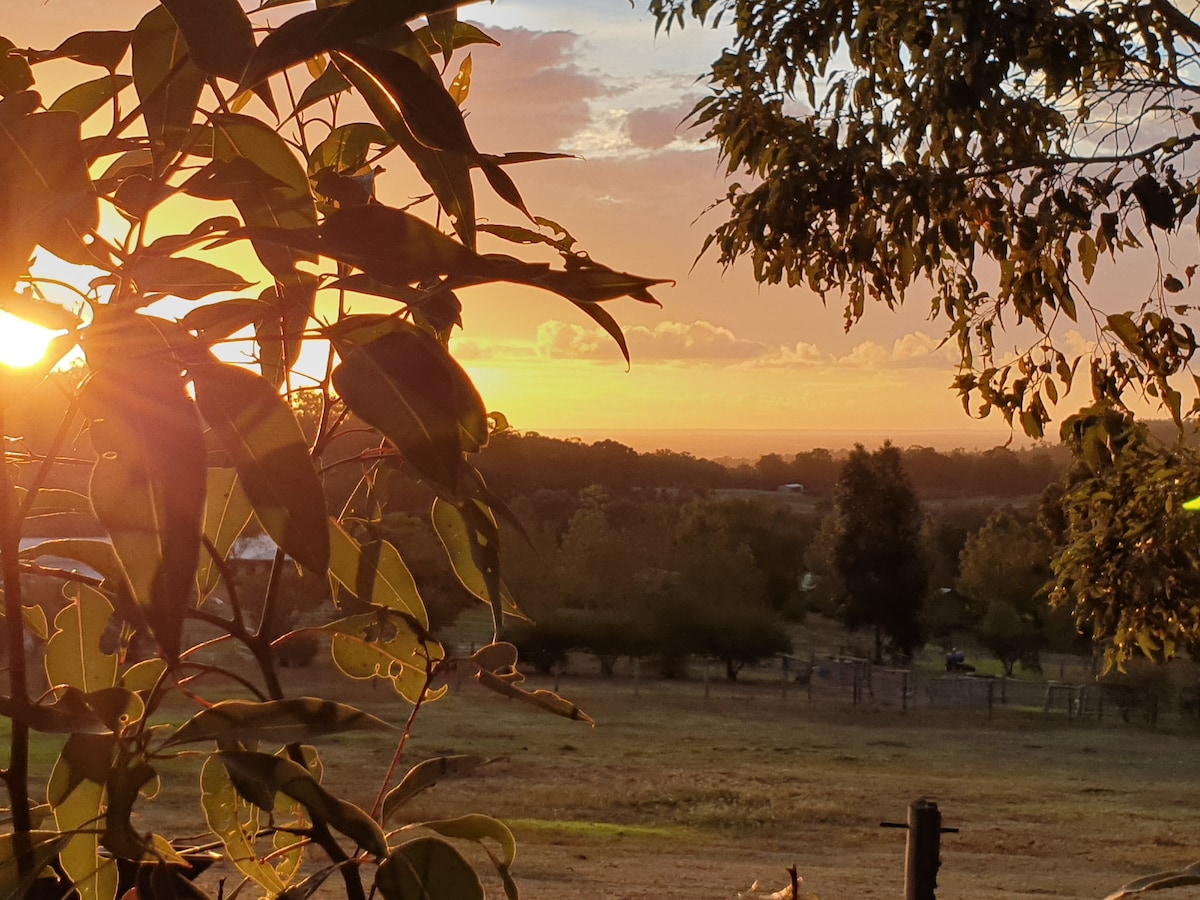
0 3 665 897
956 508 1056 675
652 0 1200 436
833 443 928 661
1046 405 1200 670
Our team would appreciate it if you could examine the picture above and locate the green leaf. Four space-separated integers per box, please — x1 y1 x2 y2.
307 122 393 180
1078 232 1098 283
54 776 118 900
295 60 351 115
167 698 392 746
210 113 318 285
200 756 289 896
432 498 505 628
131 6 206 174
328 520 428 626
49 74 132 122
1106 313 1142 353
382 756 489 823
44 585 118 699
81 327 207 659
0 37 34 96
217 750 389 858
330 317 485 491
375 837 484 900
417 814 516 867
20 538 124 584
126 252 254 300
191 360 330 573
426 10 459 66
196 467 253 598
475 667 595 725
0 832 75 900
324 612 445 704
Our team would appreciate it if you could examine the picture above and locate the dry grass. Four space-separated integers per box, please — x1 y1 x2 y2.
18 658 1200 899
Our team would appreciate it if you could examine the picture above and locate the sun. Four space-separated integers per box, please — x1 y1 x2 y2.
0 310 61 368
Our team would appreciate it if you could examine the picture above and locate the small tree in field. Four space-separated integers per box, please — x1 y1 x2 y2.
957 508 1056 676
0 3 666 898
833 443 928 662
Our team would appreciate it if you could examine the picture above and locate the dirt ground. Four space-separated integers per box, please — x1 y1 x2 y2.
171 662 1200 900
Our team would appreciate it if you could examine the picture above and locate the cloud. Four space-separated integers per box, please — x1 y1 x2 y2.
537 319 766 360
462 27 613 151
531 320 963 370
625 99 700 150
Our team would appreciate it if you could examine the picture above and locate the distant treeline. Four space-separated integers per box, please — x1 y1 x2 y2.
476 430 1071 499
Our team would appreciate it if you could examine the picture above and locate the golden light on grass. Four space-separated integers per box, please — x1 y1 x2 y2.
0 310 61 368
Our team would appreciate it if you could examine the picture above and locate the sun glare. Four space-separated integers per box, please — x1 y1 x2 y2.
0 310 60 368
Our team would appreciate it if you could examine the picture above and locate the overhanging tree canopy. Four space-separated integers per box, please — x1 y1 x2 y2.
651 0 1200 436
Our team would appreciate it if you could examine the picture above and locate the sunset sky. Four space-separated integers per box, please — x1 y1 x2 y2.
13 0 1163 456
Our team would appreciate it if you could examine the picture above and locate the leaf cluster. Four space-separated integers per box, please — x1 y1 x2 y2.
0 2 662 896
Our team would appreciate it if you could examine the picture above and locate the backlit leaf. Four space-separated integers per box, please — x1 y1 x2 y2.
0 38 34 96
217 750 388 858
324 612 445 704
328 520 428 626
167 697 392 746
44 585 118 700
191 360 330 573
416 814 516 867
0 832 75 900
382 756 489 822
432 497 506 628
196 467 253 598
296 59 352 115
81 321 206 659
49 74 133 123
475 668 595 725
131 6 205 174
200 757 288 896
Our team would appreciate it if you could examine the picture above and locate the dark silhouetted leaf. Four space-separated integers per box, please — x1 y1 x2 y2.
181 297 268 342
166 698 392 746
32 30 131 70
191 360 329 573
239 0 462 93
330 317 485 490
0 109 99 282
160 0 275 115
375 837 483 900
333 52 477 248
126 253 254 300
181 156 292 200
475 667 595 724
339 43 475 155
413 21 500 57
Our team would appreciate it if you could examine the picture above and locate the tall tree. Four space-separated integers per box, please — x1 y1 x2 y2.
650 0 1200 436
833 443 928 661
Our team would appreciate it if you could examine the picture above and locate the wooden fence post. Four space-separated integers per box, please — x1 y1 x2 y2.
905 799 942 900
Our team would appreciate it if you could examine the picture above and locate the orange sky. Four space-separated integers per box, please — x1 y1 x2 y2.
13 1 1172 456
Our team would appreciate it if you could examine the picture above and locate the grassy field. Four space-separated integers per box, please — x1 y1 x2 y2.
9 655 1199 899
